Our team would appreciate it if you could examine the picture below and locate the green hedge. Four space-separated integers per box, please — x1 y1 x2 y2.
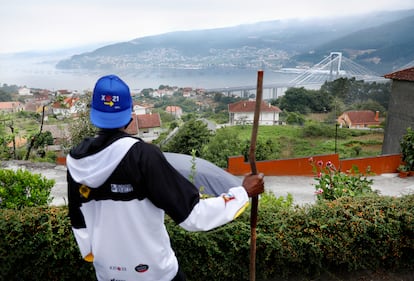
0 195 413 280
0 168 55 209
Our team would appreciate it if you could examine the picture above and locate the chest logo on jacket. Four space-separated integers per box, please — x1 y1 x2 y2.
111 184 133 193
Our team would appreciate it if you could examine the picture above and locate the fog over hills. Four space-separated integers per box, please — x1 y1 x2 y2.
54 9 414 76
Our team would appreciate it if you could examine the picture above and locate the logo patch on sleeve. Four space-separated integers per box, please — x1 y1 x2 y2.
222 192 235 204
135 264 149 273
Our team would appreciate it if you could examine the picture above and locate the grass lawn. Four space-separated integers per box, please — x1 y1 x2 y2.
220 124 384 160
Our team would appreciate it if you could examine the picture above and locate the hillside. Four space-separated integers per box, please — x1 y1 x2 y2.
293 15 414 74
56 9 414 75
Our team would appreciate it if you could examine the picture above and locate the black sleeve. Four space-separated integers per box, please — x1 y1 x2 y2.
67 171 87 229
125 142 200 224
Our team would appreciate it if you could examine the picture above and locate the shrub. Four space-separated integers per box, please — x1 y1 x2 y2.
400 127 414 171
0 195 412 281
0 206 95 280
309 158 377 201
0 168 55 209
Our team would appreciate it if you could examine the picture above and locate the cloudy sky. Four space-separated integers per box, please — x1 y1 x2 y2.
1 0 414 54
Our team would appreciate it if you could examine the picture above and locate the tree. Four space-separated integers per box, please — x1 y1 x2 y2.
0 89 12 102
308 89 333 113
320 77 353 101
201 129 242 168
279 87 312 114
67 93 97 148
351 99 386 115
241 137 279 162
320 77 390 108
285 111 305 125
162 119 212 156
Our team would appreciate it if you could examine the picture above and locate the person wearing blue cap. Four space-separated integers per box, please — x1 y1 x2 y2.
66 74 264 281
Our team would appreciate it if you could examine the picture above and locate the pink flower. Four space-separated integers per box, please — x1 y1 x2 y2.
314 188 324 194
318 172 322 178
308 157 314 163
317 160 323 167
326 161 337 171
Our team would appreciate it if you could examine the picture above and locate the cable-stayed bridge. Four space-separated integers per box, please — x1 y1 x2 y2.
207 52 387 100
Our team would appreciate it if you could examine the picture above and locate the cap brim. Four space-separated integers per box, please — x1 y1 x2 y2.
90 107 132 129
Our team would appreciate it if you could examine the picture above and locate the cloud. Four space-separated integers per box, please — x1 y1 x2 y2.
1 0 414 53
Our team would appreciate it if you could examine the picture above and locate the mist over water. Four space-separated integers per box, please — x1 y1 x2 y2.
0 56 297 95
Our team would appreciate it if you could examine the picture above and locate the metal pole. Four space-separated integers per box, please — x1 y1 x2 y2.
335 123 338 154
249 70 263 281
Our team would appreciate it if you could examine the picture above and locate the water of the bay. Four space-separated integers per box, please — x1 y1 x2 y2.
0 54 298 98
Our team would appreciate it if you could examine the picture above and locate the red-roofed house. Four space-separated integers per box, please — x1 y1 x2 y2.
51 97 80 117
382 67 414 154
125 113 162 142
165 106 183 119
337 110 380 129
228 100 282 125
0 102 24 113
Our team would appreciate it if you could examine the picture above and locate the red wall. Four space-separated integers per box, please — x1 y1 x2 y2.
58 153 402 177
227 154 402 176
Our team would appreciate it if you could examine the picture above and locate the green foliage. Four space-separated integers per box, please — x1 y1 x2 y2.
0 207 95 280
0 194 413 280
201 128 243 168
163 119 212 156
309 158 376 201
0 168 55 209
206 124 382 161
0 89 13 101
0 83 18 95
32 131 54 149
351 99 386 115
241 137 280 162
302 122 348 139
352 145 362 156
400 127 414 171
278 87 334 115
285 111 305 125
279 87 314 114
16 110 41 120
67 95 97 148
170 194 414 280
320 78 391 108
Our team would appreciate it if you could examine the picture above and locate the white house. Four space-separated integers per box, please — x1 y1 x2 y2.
18 87 32 96
133 104 149 115
125 113 163 142
228 100 282 125
51 97 80 118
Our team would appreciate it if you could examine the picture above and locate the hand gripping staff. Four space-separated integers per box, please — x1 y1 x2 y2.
249 70 263 281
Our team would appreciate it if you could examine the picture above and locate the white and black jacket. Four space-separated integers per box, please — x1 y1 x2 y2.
67 130 249 281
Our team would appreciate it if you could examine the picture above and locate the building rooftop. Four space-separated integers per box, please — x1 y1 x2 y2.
384 67 414 82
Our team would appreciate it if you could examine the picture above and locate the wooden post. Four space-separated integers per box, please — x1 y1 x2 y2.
249 70 263 281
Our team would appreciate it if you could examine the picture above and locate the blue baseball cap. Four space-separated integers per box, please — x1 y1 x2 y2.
90 75 132 129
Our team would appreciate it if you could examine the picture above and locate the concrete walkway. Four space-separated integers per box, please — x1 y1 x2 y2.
264 173 414 205
2 161 414 206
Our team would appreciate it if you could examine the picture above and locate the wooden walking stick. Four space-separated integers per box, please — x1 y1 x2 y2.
249 70 263 281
